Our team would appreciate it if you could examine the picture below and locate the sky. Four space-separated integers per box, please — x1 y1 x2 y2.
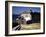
12 6 40 15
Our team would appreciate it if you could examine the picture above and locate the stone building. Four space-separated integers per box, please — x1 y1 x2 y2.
20 11 32 24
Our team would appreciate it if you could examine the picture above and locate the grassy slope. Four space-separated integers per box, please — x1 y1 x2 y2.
21 23 40 30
